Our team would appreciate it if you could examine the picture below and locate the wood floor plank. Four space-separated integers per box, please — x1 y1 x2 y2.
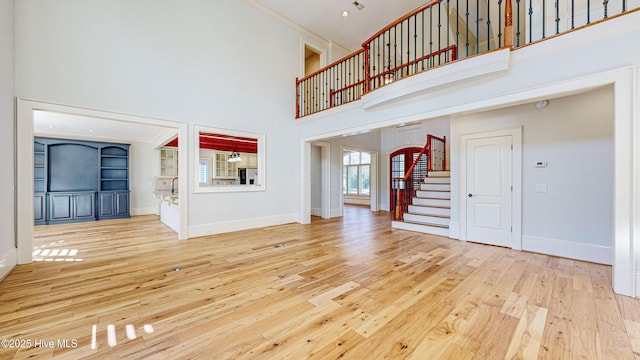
0 208 638 359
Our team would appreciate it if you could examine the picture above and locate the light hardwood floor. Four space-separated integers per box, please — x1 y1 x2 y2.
1 206 640 359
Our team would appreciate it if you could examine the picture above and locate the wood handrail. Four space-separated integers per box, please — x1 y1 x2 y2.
361 0 441 47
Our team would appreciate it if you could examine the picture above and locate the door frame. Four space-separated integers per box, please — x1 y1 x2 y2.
460 127 522 249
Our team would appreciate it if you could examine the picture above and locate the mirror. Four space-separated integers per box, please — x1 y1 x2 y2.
193 125 265 193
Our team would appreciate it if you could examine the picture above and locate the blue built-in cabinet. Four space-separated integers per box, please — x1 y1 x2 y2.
34 137 130 225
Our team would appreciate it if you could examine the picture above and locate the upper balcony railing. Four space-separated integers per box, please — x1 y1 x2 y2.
296 0 639 118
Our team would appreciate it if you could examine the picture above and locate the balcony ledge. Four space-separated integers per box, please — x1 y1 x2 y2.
360 48 512 111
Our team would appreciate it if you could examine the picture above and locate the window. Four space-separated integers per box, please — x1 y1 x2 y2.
198 158 211 184
193 126 265 193
343 150 371 196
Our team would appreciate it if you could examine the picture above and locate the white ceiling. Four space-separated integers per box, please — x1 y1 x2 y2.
33 111 173 144
253 0 428 51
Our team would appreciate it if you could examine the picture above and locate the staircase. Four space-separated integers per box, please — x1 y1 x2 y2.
391 171 450 237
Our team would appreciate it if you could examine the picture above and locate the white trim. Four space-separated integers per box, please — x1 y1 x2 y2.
16 99 189 264
300 140 312 224
0 248 17 281
310 207 322 217
343 196 371 206
192 125 266 193
522 235 612 265
312 142 331 219
448 221 461 239
189 213 299 238
459 127 523 250
331 208 342 218
130 207 157 216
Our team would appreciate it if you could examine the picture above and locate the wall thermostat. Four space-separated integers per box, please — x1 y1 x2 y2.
535 161 548 168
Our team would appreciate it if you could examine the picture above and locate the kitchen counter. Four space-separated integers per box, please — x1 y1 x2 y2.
153 190 179 233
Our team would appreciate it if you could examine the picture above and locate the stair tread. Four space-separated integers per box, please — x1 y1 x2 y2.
406 212 450 219
413 197 451 201
408 204 451 209
401 220 449 229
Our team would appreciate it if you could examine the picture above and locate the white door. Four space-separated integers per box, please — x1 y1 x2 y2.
466 135 513 247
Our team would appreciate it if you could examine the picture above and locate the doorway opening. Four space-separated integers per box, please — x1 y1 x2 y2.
16 99 188 264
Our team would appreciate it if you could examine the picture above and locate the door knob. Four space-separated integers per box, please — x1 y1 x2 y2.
468 194 473 197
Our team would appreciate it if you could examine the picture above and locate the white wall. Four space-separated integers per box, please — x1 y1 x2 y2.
0 0 15 279
379 117 451 211
129 141 159 215
326 131 381 215
14 1 307 234
451 87 614 250
310 145 322 214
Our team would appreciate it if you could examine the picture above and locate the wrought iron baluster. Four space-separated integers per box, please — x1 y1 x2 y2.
555 0 560 35
498 0 503 47
571 0 575 28
413 14 418 74
516 0 521 46
438 0 442 65
476 0 480 54
587 0 591 24
422 10 426 70
528 0 533 43
430 5 434 67
446 0 450 61
542 0 546 39
487 0 491 51
466 0 470 56
603 0 609 18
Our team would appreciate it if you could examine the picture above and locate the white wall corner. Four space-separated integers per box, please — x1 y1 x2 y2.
189 213 299 238
331 209 342 218
522 235 613 265
310 207 322 217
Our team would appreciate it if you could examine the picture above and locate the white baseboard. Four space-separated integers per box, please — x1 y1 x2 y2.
331 209 342 218
344 197 370 206
448 221 461 239
189 213 299 238
0 248 17 281
522 235 612 265
131 207 157 216
310 207 322 217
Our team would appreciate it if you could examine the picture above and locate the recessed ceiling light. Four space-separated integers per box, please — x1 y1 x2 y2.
88 129 95 133
353 1 365 10
341 10 349 17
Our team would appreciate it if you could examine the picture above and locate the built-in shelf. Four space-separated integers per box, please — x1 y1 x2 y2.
34 138 131 225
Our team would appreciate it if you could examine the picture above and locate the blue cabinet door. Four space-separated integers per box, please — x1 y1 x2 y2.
48 193 73 221
115 192 130 217
74 193 96 220
34 194 46 225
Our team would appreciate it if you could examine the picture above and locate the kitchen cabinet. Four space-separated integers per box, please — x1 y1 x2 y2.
160 147 178 177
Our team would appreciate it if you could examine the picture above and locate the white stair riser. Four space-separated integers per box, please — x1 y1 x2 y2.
403 213 450 226
420 183 450 191
408 206 450 216
412 198 451 207
416 191 450 199
423 178 450 184
392 221 449 237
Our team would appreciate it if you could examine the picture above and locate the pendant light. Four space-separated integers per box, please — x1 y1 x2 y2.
228 140 242 163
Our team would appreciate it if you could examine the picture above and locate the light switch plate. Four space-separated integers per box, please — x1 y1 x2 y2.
535 184 547 193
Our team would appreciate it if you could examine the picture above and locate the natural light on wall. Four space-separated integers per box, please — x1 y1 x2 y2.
193 125 265 193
